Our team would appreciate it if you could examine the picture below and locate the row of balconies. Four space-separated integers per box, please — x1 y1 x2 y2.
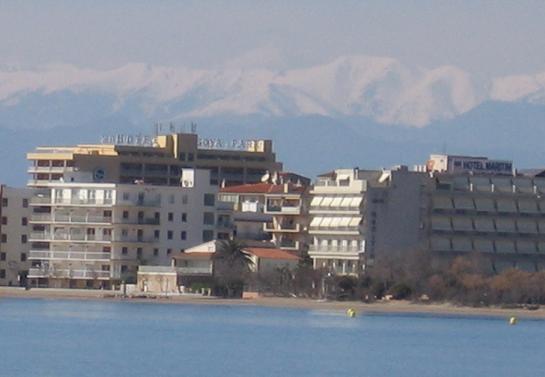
29 197 161 207
29 250 112 262
28 267 113 279
29 232 156 243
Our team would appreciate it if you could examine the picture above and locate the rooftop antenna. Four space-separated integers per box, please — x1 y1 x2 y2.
169 122 175 133
154 123 160 136
191 122 197 134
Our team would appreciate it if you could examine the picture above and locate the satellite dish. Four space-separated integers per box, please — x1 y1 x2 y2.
261 171 270 182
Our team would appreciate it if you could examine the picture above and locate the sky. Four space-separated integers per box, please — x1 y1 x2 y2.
1 1 545 80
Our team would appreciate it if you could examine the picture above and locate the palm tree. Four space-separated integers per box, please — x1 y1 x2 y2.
213 240 254 297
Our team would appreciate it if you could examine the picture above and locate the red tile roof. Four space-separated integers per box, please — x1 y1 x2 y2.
244 247 300 261
220 182 305 194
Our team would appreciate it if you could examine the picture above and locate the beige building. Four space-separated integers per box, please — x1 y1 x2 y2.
219 181 309 253
27 169 218 288
0 185 32 286
27 132 282 187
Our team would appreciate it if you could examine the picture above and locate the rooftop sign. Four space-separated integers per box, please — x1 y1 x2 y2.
100 134 156 146
198 138 265 152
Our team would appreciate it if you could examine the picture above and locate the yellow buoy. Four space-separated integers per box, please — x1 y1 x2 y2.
509 316 518 325
346 308 356 318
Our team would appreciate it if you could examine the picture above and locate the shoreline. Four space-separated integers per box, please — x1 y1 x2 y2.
2 287 544 320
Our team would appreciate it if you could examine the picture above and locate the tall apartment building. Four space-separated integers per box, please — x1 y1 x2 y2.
0 185 32 286
27 132 282 187
27 169 218 288
219 181 309 253
425 169 545 272
308 169 377 275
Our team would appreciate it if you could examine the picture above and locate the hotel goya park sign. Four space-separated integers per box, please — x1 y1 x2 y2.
198 138 266 152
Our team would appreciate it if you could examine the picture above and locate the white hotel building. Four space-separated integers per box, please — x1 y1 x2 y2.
28 169 218 288
308 169 377 275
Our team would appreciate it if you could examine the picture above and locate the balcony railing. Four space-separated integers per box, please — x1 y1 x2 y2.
30 214 113 224
308 245 364 254
264 222 300 232
30 196 53 205
29 250 111 261
52 198 114 206
30 232 112 242
28 267 111 279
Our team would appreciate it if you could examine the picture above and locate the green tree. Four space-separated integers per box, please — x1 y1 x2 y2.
213 240 254 297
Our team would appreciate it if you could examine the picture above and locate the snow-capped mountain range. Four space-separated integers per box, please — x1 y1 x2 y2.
1 55 545 128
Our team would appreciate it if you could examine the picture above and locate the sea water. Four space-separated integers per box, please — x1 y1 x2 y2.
0 298 544 377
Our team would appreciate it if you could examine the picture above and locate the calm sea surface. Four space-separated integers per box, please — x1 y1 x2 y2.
1 298 544 377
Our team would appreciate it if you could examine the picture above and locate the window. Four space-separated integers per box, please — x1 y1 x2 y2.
202 230 214 242
0 270 5 279
154 230 160 239
179 152 186 161
167 248 172 255
204 193 215 206
22 199 28 208
103 246 111 253
1 217 6 225
22 217 27 226
121 265 128 273
20 253 27 262
181 231 187 240
21 235 27 244
168 212 173 222
153 248 159 256
169 195 175 204
123 211 129 219
122 229 128 237
1 234 6 243
0 252 6 261
181 213 187 222
101 265 110 271
188 153 194 161
122 247 128 255
182 195 188 204
203 212 215 225
2 198 8 207
123 192 130 200
167 230 173 240
137 248 143 258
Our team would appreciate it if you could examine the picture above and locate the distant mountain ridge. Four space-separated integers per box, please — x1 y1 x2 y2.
2 55 545 186
1 55 544 129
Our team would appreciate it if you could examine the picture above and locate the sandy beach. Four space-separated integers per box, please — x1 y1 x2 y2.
1 286 544 320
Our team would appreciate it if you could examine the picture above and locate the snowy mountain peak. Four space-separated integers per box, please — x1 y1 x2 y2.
0 55 544 128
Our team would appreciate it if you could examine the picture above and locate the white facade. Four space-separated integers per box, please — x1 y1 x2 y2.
308 169 373 275
27 169 218 288
0 186 32 286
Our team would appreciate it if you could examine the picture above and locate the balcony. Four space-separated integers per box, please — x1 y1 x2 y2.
29 249 111 261
112 236 156 243
28 267 111 279
52 198 114 206
29 232 112 242
264 222 300 232
265 205 301 215
308 245 364 256
278 239 300 250
30 196 53 205
27 166 74 174
30 214 113 224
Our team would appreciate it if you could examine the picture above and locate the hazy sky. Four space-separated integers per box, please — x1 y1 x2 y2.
1 1 545 79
